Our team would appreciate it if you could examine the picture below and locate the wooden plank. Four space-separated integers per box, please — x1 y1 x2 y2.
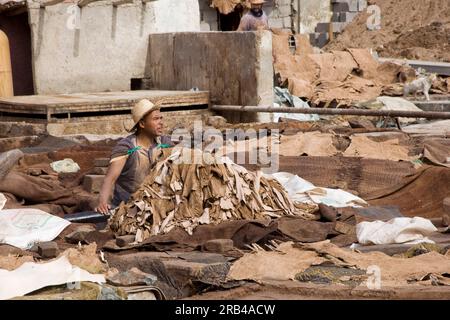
146 32 261 106
0 90 209 116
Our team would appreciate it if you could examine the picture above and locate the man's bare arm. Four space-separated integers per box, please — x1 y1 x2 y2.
95 157 126 214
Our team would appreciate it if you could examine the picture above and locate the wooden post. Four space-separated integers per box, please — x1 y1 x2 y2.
328 2 334 42
0 29 13 97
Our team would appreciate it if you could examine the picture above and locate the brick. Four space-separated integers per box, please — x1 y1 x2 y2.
203 239 234 253
358 0 368 11
38 241 59 258
333 0 358 11
332 2 349 12
116 235 136 247
92 166 108 175
330 22 348 33
269 18 284 29
315 23 329 33
83 175 105 193
331 12 341 22
65 225 96 244
310 32 330 48
94 158 110 168
340 12 359 23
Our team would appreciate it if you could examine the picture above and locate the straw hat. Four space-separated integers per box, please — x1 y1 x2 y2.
250 0 266 4
130 99 160 131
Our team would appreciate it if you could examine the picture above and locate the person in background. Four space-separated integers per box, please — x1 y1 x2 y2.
95 99 173 214
237 0 269 31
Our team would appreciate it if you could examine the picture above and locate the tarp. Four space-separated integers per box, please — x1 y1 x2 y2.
423 138 450 168
269 172 367 208
273 87 319 122
0 208 70 249
0 256 105 300
366 166 450 219
356 217 437 245
228 240 450 287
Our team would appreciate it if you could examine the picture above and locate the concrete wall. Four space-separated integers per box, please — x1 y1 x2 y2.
145 31 274 122
27 0 201 95
266 0 293 30
299 0 331 34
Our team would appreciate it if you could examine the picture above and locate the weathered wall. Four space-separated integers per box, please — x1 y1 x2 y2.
145 31 273 122
198 0 331 33
27 0 200 95
199 0 217 31
299 0 331 34
266 0 293 30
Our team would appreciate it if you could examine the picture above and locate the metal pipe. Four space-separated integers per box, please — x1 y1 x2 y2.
211 105 450 119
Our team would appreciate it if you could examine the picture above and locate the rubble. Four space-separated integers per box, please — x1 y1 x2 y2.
37 242 60 259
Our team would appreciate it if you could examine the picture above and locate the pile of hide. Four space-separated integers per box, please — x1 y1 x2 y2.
210 0 251 15
272 30 418 106
109 147 317 242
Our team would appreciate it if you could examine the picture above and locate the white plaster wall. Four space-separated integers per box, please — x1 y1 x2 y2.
299 0 332 34
28 0 200 94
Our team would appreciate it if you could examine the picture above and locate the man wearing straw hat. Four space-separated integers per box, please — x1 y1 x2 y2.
95 99 173 214
237 0 269 31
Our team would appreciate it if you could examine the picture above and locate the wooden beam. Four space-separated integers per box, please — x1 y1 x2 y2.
112 0 134 6
211 105 450 120
77 0 102 7
40 0 65 7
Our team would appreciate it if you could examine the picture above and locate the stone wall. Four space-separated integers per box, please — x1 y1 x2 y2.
266 0 293 30
198 0 332 34
27 0 201 95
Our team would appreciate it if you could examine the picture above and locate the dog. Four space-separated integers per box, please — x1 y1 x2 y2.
403 72 437 101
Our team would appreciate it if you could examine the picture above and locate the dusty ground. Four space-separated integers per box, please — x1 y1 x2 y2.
326 0 450 62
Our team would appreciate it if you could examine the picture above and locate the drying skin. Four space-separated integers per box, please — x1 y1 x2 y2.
109 147 317 242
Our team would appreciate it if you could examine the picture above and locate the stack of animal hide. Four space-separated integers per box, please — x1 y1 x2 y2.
109 147 317 242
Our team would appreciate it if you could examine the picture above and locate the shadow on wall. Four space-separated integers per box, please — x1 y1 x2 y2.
0 12 34 95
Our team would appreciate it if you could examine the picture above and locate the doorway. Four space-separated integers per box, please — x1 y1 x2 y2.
218 5 244 31
0 10 34 95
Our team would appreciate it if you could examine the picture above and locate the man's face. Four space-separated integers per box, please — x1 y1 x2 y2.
139 109 163 137
251 4 263 10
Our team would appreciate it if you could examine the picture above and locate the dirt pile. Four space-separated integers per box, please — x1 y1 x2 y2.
273 30 416 106
326 0 450 62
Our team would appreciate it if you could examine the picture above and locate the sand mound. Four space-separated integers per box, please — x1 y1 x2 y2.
326 0 450 62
